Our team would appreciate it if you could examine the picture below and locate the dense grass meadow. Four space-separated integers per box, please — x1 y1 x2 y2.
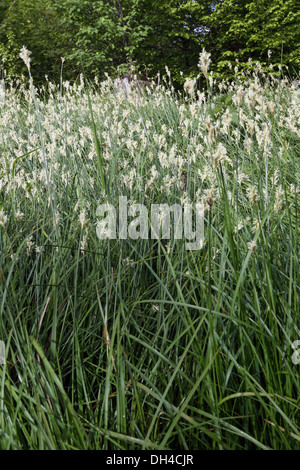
0 53 299 449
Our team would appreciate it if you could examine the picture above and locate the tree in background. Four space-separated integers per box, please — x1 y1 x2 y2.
0 0 299 86
209 0 300 78
52 0 214 84
52 0 152 79
131 0 213 83
0 0 73 84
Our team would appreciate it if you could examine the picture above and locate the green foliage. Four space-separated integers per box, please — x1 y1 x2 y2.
51 0 152 78
0 0 73 83
131 0 213 83
0 67 299 449
0 0 299 84
209 0 300 77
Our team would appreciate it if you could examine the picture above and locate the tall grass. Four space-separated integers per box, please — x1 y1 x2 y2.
0 61 299 449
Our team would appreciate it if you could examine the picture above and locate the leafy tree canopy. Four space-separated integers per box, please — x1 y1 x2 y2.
0 0 299 85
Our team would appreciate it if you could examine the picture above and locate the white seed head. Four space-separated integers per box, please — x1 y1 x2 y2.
19 46 32 69
198 48 211 78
